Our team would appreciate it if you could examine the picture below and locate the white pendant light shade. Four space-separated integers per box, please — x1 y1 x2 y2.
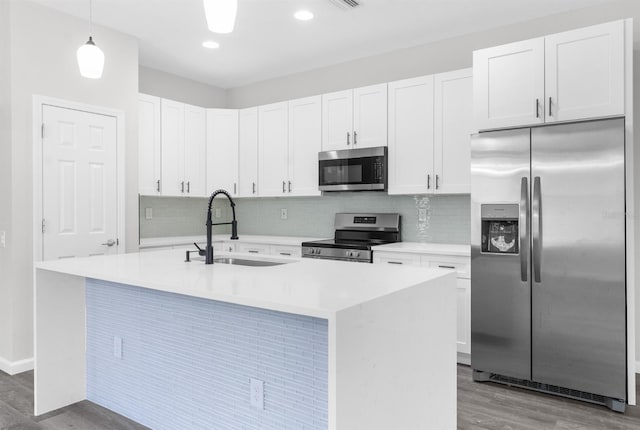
77 37 104 79
203 0 238 34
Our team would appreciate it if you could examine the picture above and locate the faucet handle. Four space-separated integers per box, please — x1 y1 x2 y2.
193 242 206 256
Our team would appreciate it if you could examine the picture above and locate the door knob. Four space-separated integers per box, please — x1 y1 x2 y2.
102 239 116 247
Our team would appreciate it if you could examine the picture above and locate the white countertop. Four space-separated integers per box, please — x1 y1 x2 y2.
139 234 323 248
35 249 452 319
372 242 470 257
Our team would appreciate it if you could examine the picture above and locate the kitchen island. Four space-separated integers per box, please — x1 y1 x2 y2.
34 249 456 430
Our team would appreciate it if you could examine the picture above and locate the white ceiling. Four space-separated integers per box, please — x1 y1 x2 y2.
31 0 611 89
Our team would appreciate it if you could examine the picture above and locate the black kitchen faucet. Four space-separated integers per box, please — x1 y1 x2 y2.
205 189 238 264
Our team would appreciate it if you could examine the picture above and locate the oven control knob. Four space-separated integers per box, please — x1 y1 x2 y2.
308 248 316 255
351 251 360 258
315 248 321 255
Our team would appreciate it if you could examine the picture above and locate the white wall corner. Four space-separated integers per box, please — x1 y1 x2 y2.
0 355 34 375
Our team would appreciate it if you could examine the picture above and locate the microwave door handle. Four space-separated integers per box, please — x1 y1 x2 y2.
520 177 529 282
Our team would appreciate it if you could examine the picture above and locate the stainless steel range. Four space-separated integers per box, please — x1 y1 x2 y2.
301 213 400 263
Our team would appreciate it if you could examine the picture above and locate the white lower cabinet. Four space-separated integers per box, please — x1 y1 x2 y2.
270 244 302 258
236 242 271 255
374 250 471 362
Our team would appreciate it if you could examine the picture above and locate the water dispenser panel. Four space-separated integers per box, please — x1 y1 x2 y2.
481 204 519 254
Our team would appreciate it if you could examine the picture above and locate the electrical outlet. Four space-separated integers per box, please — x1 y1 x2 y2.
280 209 288 220
418 208 427 222
250 378 264 410
0 231 5 248
145 208 153 220
215 208 222 218
113 336 123 359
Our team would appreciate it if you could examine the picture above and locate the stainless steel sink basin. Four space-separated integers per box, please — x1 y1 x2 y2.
212 257 289 267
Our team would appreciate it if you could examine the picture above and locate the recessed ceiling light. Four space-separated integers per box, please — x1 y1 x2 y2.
202 40 220 49
294 10 314 21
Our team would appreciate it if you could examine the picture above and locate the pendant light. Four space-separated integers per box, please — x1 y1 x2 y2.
203 0 238 34
77 0 104 79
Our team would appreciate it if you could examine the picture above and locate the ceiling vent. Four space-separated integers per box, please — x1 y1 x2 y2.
329 0 360 9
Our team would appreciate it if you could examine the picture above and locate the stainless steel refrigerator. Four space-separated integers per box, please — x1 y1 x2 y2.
470 118 627 411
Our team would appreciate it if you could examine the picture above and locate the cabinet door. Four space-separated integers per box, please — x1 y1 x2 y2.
322 89 353 151
160 98 185 196
258 102 289 197
138 94 162 195
434 69 473 194
183 104 206 197
388 76 434 195
456 278 471 355
238 107 259 197
288 96 321 197
206 109 239 197
353 83 388 148
545 20 624 123
473 38 545 130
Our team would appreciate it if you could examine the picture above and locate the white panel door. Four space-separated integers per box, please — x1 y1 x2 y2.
238 107 259 197
473 38 545 130
353 83 388 148
160 98 185 196
184 104 206 197
545 20 624 123
138 94 161 195
434 69 473 194
42 105 118 260
206 108 239 197
387 75 434 195
288 96 321 197
258 102 289 197
322 89 353 151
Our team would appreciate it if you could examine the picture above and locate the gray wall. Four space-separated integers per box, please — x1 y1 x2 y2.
0 0 13 363
2 0 139 364
139 194 470 244
139 66 227 107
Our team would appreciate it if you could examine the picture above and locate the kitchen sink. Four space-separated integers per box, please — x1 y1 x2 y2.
212 257 290 267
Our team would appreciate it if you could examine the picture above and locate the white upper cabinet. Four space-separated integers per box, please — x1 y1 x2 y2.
206 109 239 197
238 107 259 197
160 99 185 196
258 102 289 197
388 69 472 195
353 83 388 148
138 94 161 195
322 83 387 150
183 104 206 197
322 90 353 151
434 68 473 194
544 20 624 123
160 99 206 197
474 20 626 130
388 75 435 195
473 38 545 131
288 95 321 197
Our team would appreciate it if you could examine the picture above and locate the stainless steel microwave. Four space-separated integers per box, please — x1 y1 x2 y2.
318 146 387 191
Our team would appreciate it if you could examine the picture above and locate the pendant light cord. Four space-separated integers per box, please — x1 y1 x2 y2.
89 0 93 36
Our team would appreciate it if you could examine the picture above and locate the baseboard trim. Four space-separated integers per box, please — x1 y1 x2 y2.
0 356 34 375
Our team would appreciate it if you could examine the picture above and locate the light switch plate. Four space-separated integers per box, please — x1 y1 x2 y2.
250 378 264 410
281 209 288 220
145 208 153 220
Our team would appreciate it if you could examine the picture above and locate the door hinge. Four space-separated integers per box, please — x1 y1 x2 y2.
41 123 45 139
41 218 46 233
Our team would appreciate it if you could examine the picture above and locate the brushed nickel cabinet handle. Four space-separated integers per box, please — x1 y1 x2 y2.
354 131 357 145
548 97 552 117
187 181 190 193
388 261 403 265
436 175 440 190
347 132 350 145
252 182 256 194
156 179 160 193
427 174 431 190
234 183 237 195
282 181 286 193
535 99 540 118
181 181 184 193
438 265 455 269
288 181 291 193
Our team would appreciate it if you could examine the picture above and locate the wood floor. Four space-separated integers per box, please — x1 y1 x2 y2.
1 365 639 429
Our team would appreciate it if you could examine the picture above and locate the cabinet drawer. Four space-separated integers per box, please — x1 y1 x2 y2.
270 245 301 258
422 255 470 279
373 252 421 266
236 242 270 254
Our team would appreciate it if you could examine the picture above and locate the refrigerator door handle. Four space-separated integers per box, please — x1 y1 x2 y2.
520 177 529 282
532 176 542 283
